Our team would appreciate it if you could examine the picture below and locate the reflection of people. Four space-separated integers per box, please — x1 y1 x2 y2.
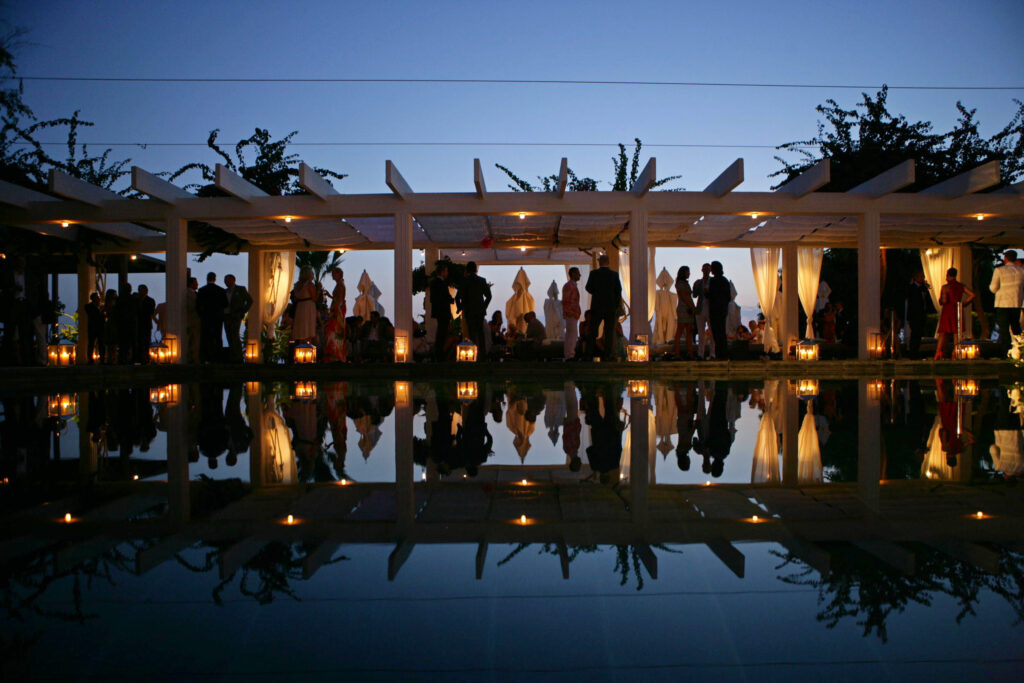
84 292 105 364
456 393 493 477
223 274 253 363
582 384 625 483
198 384 228 468
430 263 454 362
990 250 1024 357
584 253 622 362
224 385 253 467
935 379 973 466
934 267 975 360
674 382 697 471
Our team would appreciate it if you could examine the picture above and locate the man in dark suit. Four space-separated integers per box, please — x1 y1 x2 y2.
706 261 732 360
114 282 138 364
222 273 253 363
455 261 492 349
905 270 933 359
135 284 156 364
429 263 454 361
196 271 227 363
584 253 622 361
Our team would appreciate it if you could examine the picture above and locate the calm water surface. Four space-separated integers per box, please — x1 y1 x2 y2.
2 379 1022 681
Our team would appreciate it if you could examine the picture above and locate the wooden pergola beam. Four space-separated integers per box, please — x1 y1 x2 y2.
555 158 568 198
776 159 831 198
386 160 413 200
473 158 487 200
849 160 916 198
704 158 744 198
215 163 268 203
922 160 1001 198
298 162 340 201
0 179 60 208
131 166 192 204
631 158 657 197
49 169 121 207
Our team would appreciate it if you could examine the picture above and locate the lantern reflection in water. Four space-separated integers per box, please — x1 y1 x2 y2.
395 381 411 407
456 381 478 402
627 379 650 401
954 378 980 397
794 379 819 400
867 379 885 402
293 381 318 401
47 393 78 419
245 340 260 363
149 384 181 406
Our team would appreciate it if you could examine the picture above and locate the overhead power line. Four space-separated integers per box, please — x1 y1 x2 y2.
13 140 815 149
5 76 1023 91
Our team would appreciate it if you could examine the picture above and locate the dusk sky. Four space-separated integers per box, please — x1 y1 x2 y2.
7 0 1023 316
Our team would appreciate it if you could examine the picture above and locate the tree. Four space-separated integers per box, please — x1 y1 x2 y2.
495 138 681 192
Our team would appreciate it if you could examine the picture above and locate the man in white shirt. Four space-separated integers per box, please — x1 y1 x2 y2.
989 250 1024 356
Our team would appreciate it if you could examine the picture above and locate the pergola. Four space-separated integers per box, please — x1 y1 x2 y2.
2 156 1022 362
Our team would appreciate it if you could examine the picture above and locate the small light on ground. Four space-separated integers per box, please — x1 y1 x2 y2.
520 514 527 524
286 514 295 524
521 479 528 485
64 513 72 522
751 515 759 522
132 474 139 481
976 510 984 519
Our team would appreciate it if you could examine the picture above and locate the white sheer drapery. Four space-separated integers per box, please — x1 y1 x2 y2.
750 248 781 353
619 248 630 310
648 247 657 325
798 247 823 339
264 251 295 335
263 396 296 485
797 403 823 484
653 268 677 344
621 407 657 483
920 248 966 335
751 380 781 483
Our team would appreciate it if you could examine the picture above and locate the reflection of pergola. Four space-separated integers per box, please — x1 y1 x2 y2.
2 156 1022 361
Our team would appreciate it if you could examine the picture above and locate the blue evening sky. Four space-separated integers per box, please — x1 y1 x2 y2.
7 0 1023 315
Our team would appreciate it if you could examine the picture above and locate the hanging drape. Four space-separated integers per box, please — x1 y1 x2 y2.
505 268 534 335
264 251 296 334
798 247 823 339
920 247 966 334
653 268 677 345
621 407 657 483
263 396 296 484
750 248 781 353
797 403 823 484
648 247 657 325
751 380 780 483
544 280 564 340
618 248 631 310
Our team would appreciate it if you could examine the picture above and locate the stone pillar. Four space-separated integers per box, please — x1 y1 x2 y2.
858 379 881 512
246 248 265 362
246 388 265 486
165 217 188 364
166 385 190 522
858 212 881 360
781 246 799 356
629 208 650 338
395 389 414 528
781 389 799 484
630 398 650 525
394 212 413 361
76 255 95 363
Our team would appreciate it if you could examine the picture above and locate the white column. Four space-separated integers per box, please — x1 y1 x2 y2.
76 255 95 363
394 212 414 361
629 208 650 338
165 217 188 364
629 398 649 525
166 385 190 522
858 212 881 360
395 395 414 528
857 379 881 512
246 248 265 362
247 390 265 486
607 246 620 271
781 246 799 356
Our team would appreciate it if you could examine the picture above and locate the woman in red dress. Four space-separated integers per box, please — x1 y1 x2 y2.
934 267 976 360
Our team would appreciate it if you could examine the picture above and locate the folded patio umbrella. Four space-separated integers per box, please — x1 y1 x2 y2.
653 268 677 345
505 267 534 335
544 280 564 341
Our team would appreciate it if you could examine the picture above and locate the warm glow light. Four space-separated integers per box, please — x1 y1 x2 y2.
394 381 410 407
795 379 819 400
339 478 348 486
64 513 72 522
751 212 759 220
130 254 138 261
627 379 651 400
954 341 980 360
456 381 478 402
705 480 711 486
245 381 260 395
293 381 317 401
245 340 260 363
149 341 171 364
795 340 820 361
132 474 139 481
47 393 78 419
149 384 181 405
61 221 70 228
704 246 711 250
521 479 528 485
519 212 526 220
751 515 759 522
286 514 295 524
456 341 479 362
867 332 885 359
627 342 649 362
284 216 292 223
294 342 317 364
520 514 527 524
976 214 984 221
867 379 885 402
394 334 409 363
47 339 77 366
954 378 980 397
976 510 984 518
520 246 526 252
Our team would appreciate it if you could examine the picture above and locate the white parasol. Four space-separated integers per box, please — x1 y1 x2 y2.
544 281 564 341
505 267 534 335
353 270 385 320
653 268 677 345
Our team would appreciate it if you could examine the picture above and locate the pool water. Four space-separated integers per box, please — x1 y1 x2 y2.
2 379 1022 681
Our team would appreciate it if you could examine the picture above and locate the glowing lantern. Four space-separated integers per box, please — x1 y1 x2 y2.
394 333 409 363
954 378 980 397
954 340 980 360
245 381 261 396
867 379 885 402
293 342 317 364
867 332 885 360
149 384 181 406
795 339 820 361
91 348 101 363
148 340 171 364
245 340 260 363
395 381 411 407
627 379 651 401
795 379 819 400
456 381 478 402
627 340 650 363
162 334 180 362
47 339 76 366
456 341 478 362
293 381 318 401
47 393 78 419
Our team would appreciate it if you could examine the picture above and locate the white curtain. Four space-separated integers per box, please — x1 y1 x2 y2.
751 380 781 483
263 396 296 484
648 247 657 325
750 248 781 353
618 248 630 310
653 268 677 344
797 403 823 484
920 248 967 335
264 251 295 334
798 247 823 339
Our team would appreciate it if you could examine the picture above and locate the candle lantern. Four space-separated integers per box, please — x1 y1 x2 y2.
456 381 478 403
292 381 318 401
627 340 650 362
394 333 409 363
395 381 411 407
867 379 885 402
954 340 980 360
162 334 180 362
47 393 78 419
293 342 317 364
245 340 260 363
867 332 885 360
47 339 76 366
795 339 820 361
954 378 980 397
627 379 651 401
456 340 478 362
91 348 101 363
149 340 170 364
245 381 261 396
149 384 181 406
795 379 820 400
